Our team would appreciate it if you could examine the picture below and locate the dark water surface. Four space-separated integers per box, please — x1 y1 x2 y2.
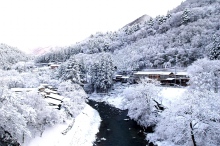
88 100 148 146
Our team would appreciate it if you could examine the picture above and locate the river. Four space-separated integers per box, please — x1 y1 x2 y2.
88 100 149 146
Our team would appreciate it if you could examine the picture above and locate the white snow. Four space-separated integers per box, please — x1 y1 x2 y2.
45 93 65 101
90 83 186 110
89 83 127 110
155 141 177 146
44 98 62 105
134 71 172 75
89 84 187 146
24 104 101 146
164 78 175 80
158 87 186 107
11 88 37 92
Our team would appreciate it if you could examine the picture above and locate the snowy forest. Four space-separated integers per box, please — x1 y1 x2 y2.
35 0 220 71
1 0 220 145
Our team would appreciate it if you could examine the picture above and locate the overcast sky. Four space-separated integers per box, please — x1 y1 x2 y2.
0 0 184 53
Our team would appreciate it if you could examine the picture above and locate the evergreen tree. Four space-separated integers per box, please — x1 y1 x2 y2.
90 55 114 93
182 8 191 24
209 35 220 60
57 56 82 84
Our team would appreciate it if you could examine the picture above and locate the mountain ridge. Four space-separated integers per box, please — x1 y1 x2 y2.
123 14 151 28
34 0 220 71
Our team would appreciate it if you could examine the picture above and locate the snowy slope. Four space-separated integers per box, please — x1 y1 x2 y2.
24 104 101 146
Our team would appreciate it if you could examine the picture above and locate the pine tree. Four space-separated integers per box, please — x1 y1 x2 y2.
90 62 99 92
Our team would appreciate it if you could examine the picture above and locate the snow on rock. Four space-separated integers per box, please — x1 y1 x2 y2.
25 104 101 146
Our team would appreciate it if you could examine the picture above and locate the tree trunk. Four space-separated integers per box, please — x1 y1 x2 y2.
214 72 218 93
22 132 25 143
190 122 197 146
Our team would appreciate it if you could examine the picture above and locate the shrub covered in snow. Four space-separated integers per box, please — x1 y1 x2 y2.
148 89 220 146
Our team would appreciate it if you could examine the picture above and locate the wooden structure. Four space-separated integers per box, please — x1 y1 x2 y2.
50 64 60 69
133 71 189 86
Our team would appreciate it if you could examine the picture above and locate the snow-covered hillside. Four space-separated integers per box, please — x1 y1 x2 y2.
25 104 101 146
0 43 28 69
35 0 220 71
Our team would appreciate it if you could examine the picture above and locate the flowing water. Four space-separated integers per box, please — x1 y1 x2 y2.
88 100 149 146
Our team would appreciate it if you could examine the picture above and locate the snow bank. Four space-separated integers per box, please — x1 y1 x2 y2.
90 84 187 110
155 141 177 146
89 83 129 110
158 87 186 107
24 104 101 146
89 93 125 109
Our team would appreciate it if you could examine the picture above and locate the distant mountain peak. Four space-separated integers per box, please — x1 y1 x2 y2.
124 14 151 27
31 46 62 56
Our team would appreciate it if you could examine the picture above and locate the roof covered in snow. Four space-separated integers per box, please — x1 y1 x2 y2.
176 72 188 76
134 71 173 75
11 88 37 92
45 98 62 105
165 78 175 81
45 93 65 101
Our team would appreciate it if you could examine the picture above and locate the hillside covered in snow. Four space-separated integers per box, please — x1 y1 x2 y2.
0 43 28 69
35 0 220 71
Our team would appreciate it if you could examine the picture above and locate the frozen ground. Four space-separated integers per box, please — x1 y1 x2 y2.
24 104 101 146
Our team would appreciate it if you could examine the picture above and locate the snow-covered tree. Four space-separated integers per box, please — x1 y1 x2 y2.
182 8 191 24
122 79 161 127
209 35 220 60
0 87 30 144
148 89 220 146
58 81 87 118
90 55 114 93
187 58 220 92
0 43 28 70
57 56 83 85
11 61 35 73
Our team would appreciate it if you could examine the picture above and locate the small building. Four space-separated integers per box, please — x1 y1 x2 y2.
121 76 129 83
160 78 175 86
45 93 65 101
44 88 58 95
133 71 189 86
50 64 60 69
113 75 130 83
113 75 123 82
38 86 46 92
11 88 37 93
133 71 174 81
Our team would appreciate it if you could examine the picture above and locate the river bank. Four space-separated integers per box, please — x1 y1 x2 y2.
24 104 101 146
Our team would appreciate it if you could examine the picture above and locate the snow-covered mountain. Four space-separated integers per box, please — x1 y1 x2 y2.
31 46 64 56
123 14 151 27
0 43 28 69
35 0 220 71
